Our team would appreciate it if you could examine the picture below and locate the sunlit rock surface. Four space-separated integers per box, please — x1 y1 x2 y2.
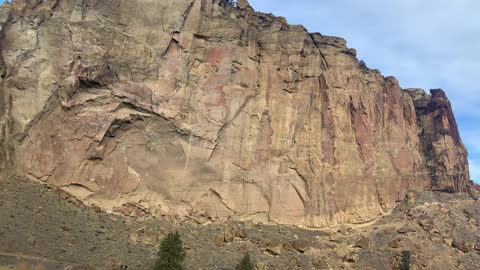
0 0 470 227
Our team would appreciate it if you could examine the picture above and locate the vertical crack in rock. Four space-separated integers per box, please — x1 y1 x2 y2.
308 33 329 70
208 188 237 214
180 0 196 31
15 94 59 143
288 167 309 204
319 74 335 165
80 0 89 20
162 38 180 58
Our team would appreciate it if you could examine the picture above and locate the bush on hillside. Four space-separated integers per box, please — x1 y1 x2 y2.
154 232 186 270
235 252 255 270
400 250 411 270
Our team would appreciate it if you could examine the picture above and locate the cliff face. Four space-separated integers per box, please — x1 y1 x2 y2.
0 0 470 227
406 89 470 192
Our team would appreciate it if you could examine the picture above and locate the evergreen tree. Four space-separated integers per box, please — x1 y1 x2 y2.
154 232 186 270
400 250 411 270
235 252 255 270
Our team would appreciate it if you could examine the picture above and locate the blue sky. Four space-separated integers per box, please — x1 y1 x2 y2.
1 0 478 182
250 0 480 183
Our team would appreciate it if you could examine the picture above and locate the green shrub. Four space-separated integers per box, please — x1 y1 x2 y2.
359 60 369 72
400 250 411 270
154 232 186 270
235 252 255 270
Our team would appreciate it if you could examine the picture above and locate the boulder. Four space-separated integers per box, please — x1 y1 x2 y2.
418 215 434 231
452 239 471 253
255 262 268 270
224 227 236 243
337 226 355 235
354 235 371 249
397 225 416 234
292 239 310 253
343 252 359 263
237 228 248 239
443 238 454 247
214 234 225 247
389 238 403 249
236 0 251 9
267 240 283 255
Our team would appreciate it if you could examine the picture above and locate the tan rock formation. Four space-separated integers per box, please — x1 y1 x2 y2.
406 88 470 192
236 0 251 10
0 0 470 227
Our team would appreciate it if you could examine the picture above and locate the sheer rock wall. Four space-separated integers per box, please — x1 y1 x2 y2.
0 0 469 227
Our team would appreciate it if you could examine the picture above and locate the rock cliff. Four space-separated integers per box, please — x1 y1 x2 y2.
0 0 470 227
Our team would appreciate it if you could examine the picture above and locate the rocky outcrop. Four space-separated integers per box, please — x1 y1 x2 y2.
406 89 470 192
0 0 470 227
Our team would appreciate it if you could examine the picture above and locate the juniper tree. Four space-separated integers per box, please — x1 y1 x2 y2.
235 252 255 270
154 231 186 270
400 250 411 270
